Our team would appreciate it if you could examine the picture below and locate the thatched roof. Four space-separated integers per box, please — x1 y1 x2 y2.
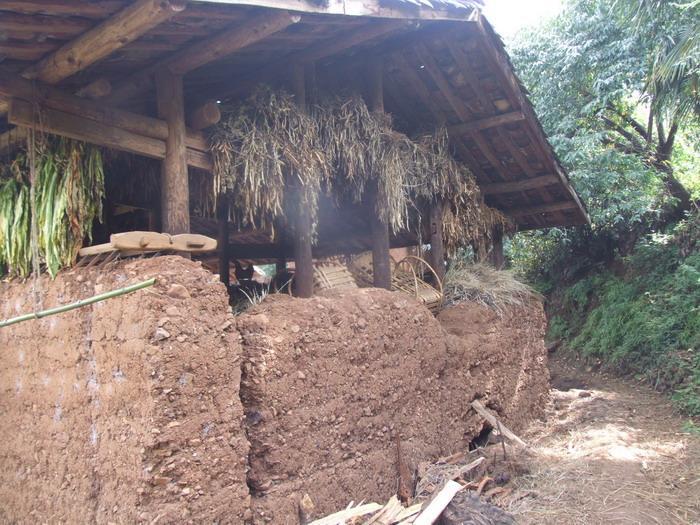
0 0 587 231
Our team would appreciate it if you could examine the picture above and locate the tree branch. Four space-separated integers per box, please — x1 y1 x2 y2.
605 103 649 140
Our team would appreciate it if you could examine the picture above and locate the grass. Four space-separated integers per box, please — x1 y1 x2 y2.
547 227 700 415
443 261 542 314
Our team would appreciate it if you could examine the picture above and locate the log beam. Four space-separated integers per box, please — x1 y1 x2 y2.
507 201 579 217
0 69 209 153
489 226 505 269
366 57 392 290
187 100 221 130
23 0 186 84
290 63 315 298
156 69 190 235
479 175 559 195
108 11 300 105
447 111 526 136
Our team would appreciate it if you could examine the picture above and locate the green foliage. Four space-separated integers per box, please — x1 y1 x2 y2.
547 226 700 415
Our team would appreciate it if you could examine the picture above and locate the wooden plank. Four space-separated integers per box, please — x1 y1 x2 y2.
205 20 407 102
308 503 383 525
471 400 527 447
479 174 559 195
110 232 216 252
22 0 186 84
156 69 190 235
7 98 212 171
108 11 300 105
0 1 124 18
447 111 526 135
413 480 464 525
172 0 478 21
0 69 209 152
506 200 579 218
0 12 93 37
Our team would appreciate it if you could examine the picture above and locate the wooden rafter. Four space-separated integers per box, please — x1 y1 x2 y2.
107 10 300 105
447 111 525 135
507 201 579 217
23 0 186 84
479 175 559 195
211 19 408 102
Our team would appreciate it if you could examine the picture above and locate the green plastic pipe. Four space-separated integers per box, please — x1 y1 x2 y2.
0 278 156 328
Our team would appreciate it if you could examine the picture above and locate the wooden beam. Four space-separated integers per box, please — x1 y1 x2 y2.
447 111 526 135
217 199 231 288
8 98 212 171
479 175 559 195
289 62 315 298
429 199 446 283
0 12 93 37
209 20 407 103
108 11 300 105
0 126 28 155
0 70 208 153
187 100 221 130
489 226 505 269
366 57 392 291
22 0 185 85
156 69 190 235
507 201 579 217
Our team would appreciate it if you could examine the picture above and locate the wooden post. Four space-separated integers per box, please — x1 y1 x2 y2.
490 226 505 270
429 199 446 283
366 57 392 290
155 69 190 235
290 63 314 298
217 199 230 288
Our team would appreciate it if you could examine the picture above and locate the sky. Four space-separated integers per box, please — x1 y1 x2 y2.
481 0 563 39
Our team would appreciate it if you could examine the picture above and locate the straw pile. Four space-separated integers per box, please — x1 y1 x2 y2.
443 260 541 313
0 137 104 278
209 88 513 249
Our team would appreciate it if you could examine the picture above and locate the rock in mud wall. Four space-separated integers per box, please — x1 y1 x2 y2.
236 290 548 522
0 256 249 524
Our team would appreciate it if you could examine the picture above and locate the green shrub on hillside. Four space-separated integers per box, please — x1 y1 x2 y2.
552 236 700 415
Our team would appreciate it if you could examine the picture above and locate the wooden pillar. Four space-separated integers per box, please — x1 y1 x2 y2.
490 226 505 270
429 199 446 283
217 198 230 288
155 68 189 234
290 63 314 298
366 57 392 290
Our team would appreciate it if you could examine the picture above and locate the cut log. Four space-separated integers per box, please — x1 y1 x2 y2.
75 78 112 99
156 69 190 235
470 400 527 448
23 0 186 84
187 100 221 130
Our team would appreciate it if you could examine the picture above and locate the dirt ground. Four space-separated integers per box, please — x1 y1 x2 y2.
506 353 700 525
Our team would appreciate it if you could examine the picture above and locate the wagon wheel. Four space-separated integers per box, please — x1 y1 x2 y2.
395 255 444 300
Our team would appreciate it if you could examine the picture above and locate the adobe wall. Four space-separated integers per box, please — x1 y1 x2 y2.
0 256 249 524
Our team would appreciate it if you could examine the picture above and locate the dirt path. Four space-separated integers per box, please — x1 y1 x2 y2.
507 353 700 525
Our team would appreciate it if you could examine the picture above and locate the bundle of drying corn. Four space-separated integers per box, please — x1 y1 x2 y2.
443 260 541 313
209 88 329 233
210 88 513 247
316 95 417 232
0 137 104 278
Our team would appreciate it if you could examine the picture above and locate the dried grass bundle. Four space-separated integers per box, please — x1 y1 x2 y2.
210 88 329 232
443 260 541 313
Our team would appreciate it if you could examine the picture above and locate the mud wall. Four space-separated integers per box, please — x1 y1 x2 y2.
236 291 549 522
0 257 249 524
